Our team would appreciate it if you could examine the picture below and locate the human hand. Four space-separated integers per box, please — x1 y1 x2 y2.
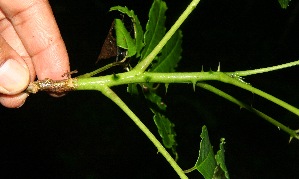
0 0 70 108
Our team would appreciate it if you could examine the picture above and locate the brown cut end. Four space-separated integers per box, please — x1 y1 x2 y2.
25 78 77 94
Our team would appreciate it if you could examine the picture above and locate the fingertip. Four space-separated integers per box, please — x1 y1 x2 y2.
0 92 29 108
33 39 70 81
0 58 30 94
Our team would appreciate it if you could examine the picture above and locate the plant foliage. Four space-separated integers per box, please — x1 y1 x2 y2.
278 0 291 9
185 126 229 179
110 6 144 57
111 0 183 160
78 0 299 177
114 18 136 57
109 0 230 176
26 0 299 178
141 0 167 59
150 30 182 73
140 0 182 159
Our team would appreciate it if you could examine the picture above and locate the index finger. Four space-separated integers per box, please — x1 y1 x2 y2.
0 0 70 80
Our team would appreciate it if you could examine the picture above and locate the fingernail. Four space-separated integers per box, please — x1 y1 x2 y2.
0 59 29 94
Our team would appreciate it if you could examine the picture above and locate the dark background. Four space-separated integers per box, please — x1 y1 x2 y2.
1 0 299 178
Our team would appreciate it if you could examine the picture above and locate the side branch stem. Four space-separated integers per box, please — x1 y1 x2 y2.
100 86 188 179
197 83 299 140
227 60 299 76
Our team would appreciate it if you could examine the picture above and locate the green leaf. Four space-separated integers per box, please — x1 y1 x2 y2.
110 6 144 57
214 138 230 179
278 0 290 9
142 1 183 112
139 0 180 160
127 84 139 95
187 126 230 179
142 84 167 111
114 19 136 57
141 0 167 59
195 126 217 179
150 30 183 72
152 109 177 157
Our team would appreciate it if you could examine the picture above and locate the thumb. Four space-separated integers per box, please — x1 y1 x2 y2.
0 38 30 95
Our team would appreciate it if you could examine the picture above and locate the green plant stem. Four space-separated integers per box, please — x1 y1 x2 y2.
77 61 124 78
227 60 299 76
99 86 188 179
225 75 299 117
197 82 299 140
133 0 201 73
75 71 299 118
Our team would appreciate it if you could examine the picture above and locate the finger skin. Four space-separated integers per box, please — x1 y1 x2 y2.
0 0 70 108
0 93 29 108
0 10 36 81
0 34 30 108
0 0 70 80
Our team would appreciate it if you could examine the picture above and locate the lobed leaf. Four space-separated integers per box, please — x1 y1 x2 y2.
152 109 177 152
214 138 230 179
141 0 167 59
150 30 183 72
110 6 144 57
142 84 167 111
188 126 230 178
195 126 217 179
114 19 136 57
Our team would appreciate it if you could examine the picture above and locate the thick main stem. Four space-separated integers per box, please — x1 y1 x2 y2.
75 71 299 118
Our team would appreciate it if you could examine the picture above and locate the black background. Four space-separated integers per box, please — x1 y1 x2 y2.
1 0 299 178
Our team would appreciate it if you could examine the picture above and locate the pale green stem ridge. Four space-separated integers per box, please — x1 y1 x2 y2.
99 86 188 179
227 60 299 76
133 0 201 73
197 83 299 140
